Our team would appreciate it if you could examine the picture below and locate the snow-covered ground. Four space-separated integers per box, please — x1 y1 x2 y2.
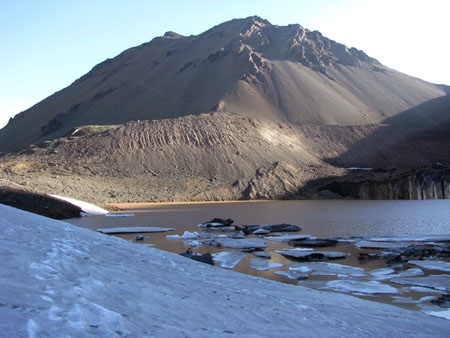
1 203 450 337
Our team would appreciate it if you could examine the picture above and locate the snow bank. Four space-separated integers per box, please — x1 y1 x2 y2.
51 194 108 215
1 204 449 337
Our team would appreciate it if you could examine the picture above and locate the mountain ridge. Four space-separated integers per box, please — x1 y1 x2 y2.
1 16 446 151
0 16 449 202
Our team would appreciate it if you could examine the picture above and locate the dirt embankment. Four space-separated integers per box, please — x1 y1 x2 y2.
0 183 82 219
1 112 448 206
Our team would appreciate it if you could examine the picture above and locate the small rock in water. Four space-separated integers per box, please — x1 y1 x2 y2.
431 294 450 308
289 239 338 247
198 218 234 228
134 235 149 241
180 248 214 265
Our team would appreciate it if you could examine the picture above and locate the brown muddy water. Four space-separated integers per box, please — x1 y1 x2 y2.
66 200 450 311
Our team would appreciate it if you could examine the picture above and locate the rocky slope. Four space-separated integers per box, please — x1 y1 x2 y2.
1 112 449 203
0 16 447 151
1 16 449 202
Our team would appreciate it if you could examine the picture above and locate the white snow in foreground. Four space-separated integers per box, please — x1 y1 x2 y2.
1 204 450 338
51 194 108 216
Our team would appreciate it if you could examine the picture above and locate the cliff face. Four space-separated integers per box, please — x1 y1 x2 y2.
319 166 450 200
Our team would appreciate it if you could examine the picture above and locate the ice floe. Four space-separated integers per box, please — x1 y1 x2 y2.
408 260 450 272
248 258 284 271
274 270 308 280
370 268 424 281
264 234 315 242
290 262 366 277
276 248 347 260
253 251 271 259
391 275 450 291
323 280 399 294
355 240 411 249
166 231 200 239
97 226 174 234
201 237 266 249
212 252 246 269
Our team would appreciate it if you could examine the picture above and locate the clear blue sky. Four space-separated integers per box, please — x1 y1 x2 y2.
1 0 449 128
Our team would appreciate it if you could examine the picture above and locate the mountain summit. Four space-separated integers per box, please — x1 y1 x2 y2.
1 16 447 151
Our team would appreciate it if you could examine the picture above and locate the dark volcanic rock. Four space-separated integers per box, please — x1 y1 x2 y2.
319 166 450 200
275 249 346 261
241 223 301 234
0 185 81 219
289 239 338 247
180 249 214 265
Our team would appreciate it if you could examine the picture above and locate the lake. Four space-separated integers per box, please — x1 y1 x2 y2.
68 200 450 238
66 200 450 312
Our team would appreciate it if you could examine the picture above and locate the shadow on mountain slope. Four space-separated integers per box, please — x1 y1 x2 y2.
325 93 450 168
298 92 450 199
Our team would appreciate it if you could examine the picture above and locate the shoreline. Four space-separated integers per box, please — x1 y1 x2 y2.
107 199 272 210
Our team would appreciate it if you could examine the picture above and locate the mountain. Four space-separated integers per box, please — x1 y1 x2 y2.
0 16 449 202
0 16 447 151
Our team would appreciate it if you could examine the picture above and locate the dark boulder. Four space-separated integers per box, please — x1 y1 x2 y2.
180 248 214 265
289 239 338 247
241 223 301 234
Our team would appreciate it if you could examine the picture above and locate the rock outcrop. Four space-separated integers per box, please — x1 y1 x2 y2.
318 166 450 199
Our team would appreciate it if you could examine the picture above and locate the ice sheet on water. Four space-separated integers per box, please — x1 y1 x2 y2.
370 268 424 281
276 249 346 260
212 252 246 269
408 260 450 272
391 274 450 291
366 235 450 242
166 231 199 239
369 267 396 276
355 241 411 249
274 270 308 280
105 213 135 217
264 234 315 242
253 251 271 259
249 258 284 271
98 227 174 234
289 262 366 277
427 308 450 320
202 238 266 249
324 280 399 294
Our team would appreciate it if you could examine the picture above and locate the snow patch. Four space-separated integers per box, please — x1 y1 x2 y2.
50 195 108 216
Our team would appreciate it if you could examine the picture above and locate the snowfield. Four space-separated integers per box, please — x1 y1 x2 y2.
1 204 449 337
